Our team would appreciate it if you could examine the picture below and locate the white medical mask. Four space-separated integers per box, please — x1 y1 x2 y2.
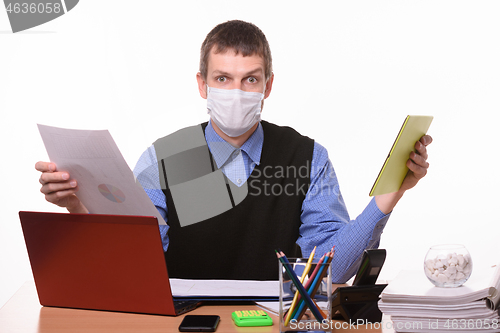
206 86 265 137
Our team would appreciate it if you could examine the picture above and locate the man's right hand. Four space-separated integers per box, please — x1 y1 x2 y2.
35 161 89 214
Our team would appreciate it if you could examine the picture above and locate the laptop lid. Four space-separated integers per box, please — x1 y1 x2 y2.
19 211 191 316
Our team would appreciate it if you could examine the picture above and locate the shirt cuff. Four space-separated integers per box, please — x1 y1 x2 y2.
365 197 390 222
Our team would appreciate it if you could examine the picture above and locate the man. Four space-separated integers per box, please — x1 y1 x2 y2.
35 20 432 282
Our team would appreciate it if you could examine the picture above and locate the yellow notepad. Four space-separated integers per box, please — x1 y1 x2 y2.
369 115 433 196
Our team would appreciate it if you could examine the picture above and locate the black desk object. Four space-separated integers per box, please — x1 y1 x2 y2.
331 249 387 323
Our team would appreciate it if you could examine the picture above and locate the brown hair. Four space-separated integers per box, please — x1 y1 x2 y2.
199 20 273 80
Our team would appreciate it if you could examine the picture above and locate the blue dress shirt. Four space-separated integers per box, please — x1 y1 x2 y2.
133 121 390 282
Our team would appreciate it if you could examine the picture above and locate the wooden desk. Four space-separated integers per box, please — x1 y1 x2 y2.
0 281 389 332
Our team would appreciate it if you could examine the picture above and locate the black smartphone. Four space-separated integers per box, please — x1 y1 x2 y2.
178 315 220 332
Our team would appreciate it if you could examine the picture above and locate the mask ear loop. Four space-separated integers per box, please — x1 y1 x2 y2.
262 76 271 99
257 81 266 113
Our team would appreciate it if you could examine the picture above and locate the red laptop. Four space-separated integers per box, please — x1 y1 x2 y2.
18 211 199 316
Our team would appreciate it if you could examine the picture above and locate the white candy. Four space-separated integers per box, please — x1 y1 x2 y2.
424 251 472 286
465 254 472 263
445 266 457 276
437 273 448 283
434 260 444 270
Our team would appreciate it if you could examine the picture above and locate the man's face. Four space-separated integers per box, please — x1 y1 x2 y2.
197 48 273 99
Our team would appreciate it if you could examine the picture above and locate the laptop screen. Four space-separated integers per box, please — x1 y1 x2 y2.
19 211 179 316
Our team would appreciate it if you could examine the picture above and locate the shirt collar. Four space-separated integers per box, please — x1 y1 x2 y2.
205 120 263 169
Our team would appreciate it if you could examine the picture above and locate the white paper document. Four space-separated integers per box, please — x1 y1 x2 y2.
38 124 166 225
169 279 279 297
380 269 495 305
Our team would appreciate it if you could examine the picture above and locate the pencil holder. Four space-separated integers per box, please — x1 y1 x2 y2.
279 258 332 333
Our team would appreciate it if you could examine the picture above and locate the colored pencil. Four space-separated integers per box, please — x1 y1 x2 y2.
284 246 316 326
276 250 324 323
285 253 326 320
288 246 334 320
294 248 335 321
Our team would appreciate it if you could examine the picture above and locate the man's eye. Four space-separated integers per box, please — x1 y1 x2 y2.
247 77 257 83
217 77 226 82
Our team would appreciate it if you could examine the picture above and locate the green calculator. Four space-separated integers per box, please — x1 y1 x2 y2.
231 310 273 327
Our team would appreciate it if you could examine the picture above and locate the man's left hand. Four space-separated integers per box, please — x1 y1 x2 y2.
375 134 433 215
399 135 433 192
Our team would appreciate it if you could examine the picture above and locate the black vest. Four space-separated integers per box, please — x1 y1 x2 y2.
159 121 314 280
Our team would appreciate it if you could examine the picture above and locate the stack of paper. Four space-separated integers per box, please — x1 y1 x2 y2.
379 268 500 332
170 279 279 299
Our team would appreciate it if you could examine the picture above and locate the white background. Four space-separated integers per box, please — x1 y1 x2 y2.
1 1 499 308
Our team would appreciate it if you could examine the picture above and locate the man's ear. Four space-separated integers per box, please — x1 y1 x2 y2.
196 72 207 99
264 73 274 99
